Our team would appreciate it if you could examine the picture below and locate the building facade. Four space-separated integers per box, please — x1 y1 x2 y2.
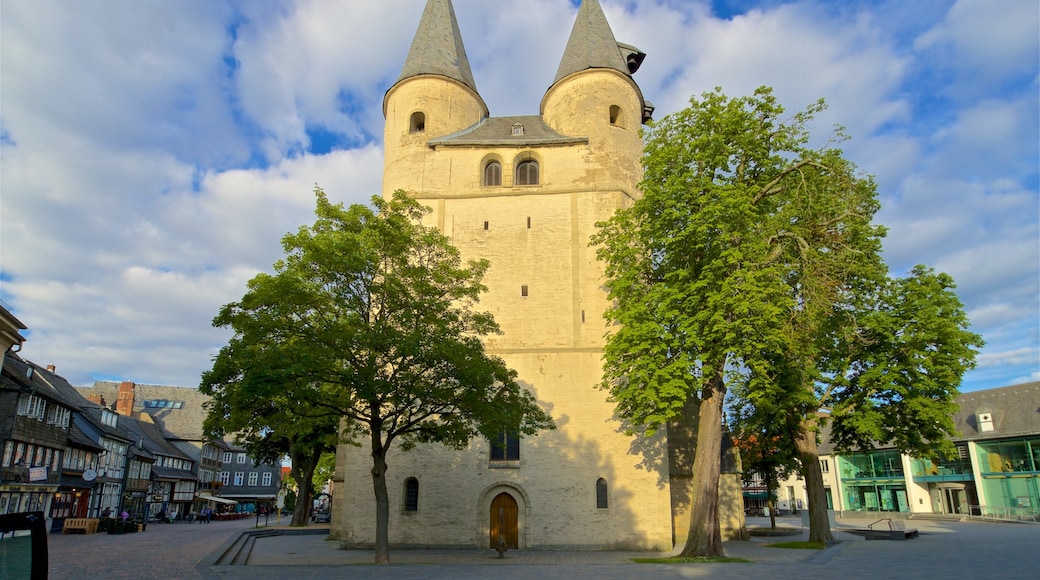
332 0 744 550
216 445 280 514
763 382 1040 522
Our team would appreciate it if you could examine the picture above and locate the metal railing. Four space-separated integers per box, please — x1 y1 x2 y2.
968 505 1040 523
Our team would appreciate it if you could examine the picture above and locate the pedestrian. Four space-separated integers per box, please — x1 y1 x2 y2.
205 506 212 524
101 507 111 518
157 508 166 523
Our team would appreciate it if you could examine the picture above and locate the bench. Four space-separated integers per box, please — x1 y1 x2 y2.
62 518 99 534
887 519 919 540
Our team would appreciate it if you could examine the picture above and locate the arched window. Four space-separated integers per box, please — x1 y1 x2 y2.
404 477 419 511
596 478 608 509
484 161 502 186
515 160 539 186
609 105 623 127
409 111 425 133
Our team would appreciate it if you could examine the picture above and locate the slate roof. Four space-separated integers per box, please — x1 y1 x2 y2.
67 423 105 452
951 381 1040 440
553 0 630 84
815 382 1040 455
428 115 587 147
116 413 193 463
2 354 80 409
77 381 212 441
151 465 198 481
396 0 478 94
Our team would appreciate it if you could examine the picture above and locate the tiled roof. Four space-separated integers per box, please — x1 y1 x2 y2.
428 115 587 147
78 381 212 441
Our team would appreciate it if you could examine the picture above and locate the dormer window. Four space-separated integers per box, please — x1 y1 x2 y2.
511 122 524 136
410 111 426 133
977 408 994 433
101 409 118 427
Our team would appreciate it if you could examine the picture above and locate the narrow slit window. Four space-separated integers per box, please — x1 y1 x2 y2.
484 221 489 230
609 105 623 126
405 478 419 511
521 285 528 297
596 478 608 509
527 217 531 229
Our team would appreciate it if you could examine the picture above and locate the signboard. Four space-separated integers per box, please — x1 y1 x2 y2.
28 466 48 482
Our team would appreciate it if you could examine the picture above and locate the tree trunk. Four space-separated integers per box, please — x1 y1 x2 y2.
796 416 834 543
370 424 391 565
678 371 727 557
766 472 778 529
290 446 321 526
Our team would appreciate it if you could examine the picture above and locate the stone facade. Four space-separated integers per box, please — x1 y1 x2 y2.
333 0 744 550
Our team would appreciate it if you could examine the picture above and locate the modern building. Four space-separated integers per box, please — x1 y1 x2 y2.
332 0 744 551
761 382 1040 521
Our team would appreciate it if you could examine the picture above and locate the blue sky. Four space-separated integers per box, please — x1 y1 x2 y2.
1 0 1037 392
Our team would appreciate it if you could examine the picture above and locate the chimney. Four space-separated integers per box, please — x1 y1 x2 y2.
46 364 56 372
116 381 136 416
87 394 107 406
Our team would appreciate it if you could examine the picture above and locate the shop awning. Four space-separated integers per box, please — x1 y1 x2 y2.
198 494 238 505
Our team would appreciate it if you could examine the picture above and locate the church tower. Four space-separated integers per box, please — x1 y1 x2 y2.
333 0 741 550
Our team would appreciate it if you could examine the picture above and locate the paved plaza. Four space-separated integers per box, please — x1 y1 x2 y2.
36 515 1040 579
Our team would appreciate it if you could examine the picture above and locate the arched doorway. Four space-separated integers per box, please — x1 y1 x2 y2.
489 492 518 549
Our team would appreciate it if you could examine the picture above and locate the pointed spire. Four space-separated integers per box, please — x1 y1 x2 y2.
397 0 478 93
553 0 629 84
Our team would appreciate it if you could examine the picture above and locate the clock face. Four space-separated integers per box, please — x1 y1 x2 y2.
83 469 97 481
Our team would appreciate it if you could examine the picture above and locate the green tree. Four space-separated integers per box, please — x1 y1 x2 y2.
201 336 339 526
730 395 802 529
207 188 553 564
824 265 984 459
596 86 982 553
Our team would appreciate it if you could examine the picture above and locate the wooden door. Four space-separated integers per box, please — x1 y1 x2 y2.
489 492 518 548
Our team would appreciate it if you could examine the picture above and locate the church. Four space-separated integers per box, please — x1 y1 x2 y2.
331 0 745 550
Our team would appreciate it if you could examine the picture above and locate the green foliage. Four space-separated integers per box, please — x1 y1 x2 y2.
594 86 860 429
826 266 983 458
595 86 982 549
206 187 552 450
202 186 553 557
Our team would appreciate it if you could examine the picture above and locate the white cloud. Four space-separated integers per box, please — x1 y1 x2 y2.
1 0 1037 392
915 0 1040 93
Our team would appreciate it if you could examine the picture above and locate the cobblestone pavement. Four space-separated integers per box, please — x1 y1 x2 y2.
43 515 1040 580
46 516 268 579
